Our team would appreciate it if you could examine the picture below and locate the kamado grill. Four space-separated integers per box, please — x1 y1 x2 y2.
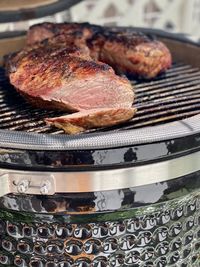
0 2 199 267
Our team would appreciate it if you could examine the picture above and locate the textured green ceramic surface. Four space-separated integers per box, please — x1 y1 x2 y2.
0 191 199 267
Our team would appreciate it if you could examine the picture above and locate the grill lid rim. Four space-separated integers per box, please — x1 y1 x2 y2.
0 114 200 150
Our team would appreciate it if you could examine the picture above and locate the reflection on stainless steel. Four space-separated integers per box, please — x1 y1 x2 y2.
132 182 168 203
0 150 200 196
94 190 125 211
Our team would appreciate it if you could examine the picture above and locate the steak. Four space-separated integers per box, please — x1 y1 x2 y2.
89 30 172 79
26 22 100 45
27 22 172 79
46 107 136 134
8 35 134 133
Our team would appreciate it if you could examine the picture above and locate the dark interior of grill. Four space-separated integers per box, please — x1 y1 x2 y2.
0 61 200 135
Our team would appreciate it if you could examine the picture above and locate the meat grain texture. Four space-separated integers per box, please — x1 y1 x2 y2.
8 22 172 134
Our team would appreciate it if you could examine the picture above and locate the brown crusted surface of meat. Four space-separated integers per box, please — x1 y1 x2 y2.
8 37 134 113
89 31 172 79
26 22 101 45
46 107 136 134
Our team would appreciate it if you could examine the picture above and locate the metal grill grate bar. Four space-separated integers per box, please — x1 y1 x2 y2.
135 84 200 105
135 73 200 92
123 111 200 129
137 93 200 109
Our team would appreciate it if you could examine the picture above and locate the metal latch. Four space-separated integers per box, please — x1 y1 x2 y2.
0 172 56 197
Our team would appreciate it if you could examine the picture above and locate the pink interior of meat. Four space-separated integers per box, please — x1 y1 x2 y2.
41 73 133 110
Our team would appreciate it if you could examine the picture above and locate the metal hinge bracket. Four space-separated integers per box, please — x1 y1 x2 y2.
0 172 55 197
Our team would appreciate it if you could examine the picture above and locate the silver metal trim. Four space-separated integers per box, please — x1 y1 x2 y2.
0 114 200 150
0 151 199 196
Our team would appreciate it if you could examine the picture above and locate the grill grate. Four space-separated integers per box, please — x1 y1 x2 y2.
1 62 200 135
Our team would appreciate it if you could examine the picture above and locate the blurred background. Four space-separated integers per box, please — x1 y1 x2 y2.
70 0 200 37
1 0 200 39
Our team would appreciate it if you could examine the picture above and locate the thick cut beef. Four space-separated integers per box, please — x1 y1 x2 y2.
46 107 136 134
26 22 100 45
42 32 90 54
8 36 134 133
89 30 172 79
7 33 91 75
26 22 172 79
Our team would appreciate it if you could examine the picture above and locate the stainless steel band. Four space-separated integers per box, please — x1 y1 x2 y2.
0 150 200 196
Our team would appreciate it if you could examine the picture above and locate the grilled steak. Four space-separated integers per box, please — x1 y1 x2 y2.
46 107 136 134
89 30 172 79
27 22 172 79
8 36 134 127
26 22 100 45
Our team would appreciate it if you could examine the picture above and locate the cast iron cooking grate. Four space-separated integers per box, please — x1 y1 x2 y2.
0 62 200 135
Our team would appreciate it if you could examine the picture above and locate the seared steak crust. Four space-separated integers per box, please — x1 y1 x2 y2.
8 36 134 114
26 22 101 45
27 22 172 79
89 30 171 79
